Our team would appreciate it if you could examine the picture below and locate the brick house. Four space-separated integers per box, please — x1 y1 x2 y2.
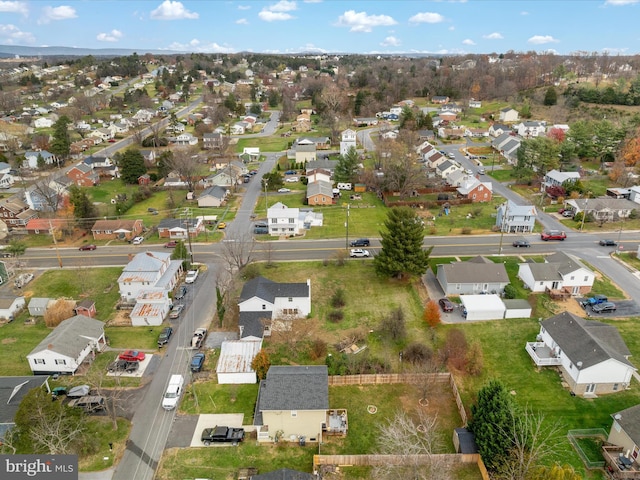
67 163 99 187
0 198 38 227
306 180 334 206
91 219 143 241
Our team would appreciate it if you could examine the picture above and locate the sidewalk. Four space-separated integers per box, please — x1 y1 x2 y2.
79 468 114 480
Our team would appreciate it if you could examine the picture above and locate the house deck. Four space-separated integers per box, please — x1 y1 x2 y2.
324 409 348 436
525 342 562 366
603 446 640 479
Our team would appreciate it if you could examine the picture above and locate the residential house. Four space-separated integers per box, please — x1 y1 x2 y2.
197 186 228 208
541 169 581 192
495 200 537 233
33 117 53 128
157 217 204 239
0 198 37 227
164 171 188 187
173 133 198 146
435 160 462 179
469 100 482 108
295 140 317 164
74 299 97 318
436 256 510 295
268 202 302 236
464 127 490 138
26 218 65 236
91 219 143 241
499 107 519 122
517 251 595 295
438 112 457 123
445 170 472 188
132 109 155 124
292 113 311 133
139 150 157 165
230 123 245 135
516 120 546 138
340 129 357 156
239 147 260 163
83 154 117 177
23 150 59 169
24 185 61 212
0 296 25 322
28 297 53 316
88 128 114 142
489 123 511 137
305 159 338 175
26 315 106 375
67 163 99 187
118 251 183 325
607 405 640 467
629 186 640 204
426 152 447 170
526 311 636 396
306 180 334 206
306 169 332 184
296 137 331 150
0 162 14 189
432 95 450 104
456 177 492 202
564 197 637 224
353 117 379 127
216 339 263 384
438 127 465 139
440 102 463 113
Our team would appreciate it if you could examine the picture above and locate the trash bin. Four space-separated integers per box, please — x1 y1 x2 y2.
299 436 306 446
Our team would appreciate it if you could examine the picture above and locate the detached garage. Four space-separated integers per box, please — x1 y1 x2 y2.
216 339 262 384
460 294 506 321
503 299 532 319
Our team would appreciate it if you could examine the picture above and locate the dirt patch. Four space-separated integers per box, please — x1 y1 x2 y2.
107 310 132 326
555 298 589 317
1 337 17 344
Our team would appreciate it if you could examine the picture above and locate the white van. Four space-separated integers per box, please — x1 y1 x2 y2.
162 374 184 410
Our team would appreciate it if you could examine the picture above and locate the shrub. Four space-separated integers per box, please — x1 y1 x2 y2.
423 300 441 327
328 310 344 323
440 328 468 371
380 307 406 341
309 339 328 360
241 263 261 280
331 288 346 308
461 227 472 235
403 342 433 365
503 284 518 299
44 298 75 327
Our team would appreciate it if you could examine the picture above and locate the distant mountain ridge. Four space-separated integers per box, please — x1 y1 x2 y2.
0 44 179 57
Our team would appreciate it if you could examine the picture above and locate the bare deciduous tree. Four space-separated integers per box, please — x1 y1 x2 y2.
165 147 201 192
85 362 135 430
220 232 256 273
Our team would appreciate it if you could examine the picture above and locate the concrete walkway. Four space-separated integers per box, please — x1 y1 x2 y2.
79 468 114 480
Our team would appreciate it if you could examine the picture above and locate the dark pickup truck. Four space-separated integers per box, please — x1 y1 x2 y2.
201 426 245 446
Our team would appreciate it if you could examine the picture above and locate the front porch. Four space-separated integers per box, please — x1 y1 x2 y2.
525 342 562 367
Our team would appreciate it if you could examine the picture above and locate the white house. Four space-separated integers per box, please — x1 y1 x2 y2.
526 311 636 396
517 251 595 295
516 120 546 138
340 129 357 156
499 107 519 122
216 339 263 384
27 315 106 375
542 169 581 192
33 117 53 128
174 133 198 146
0 296 25 322
23 150 59 169
268 202 302 236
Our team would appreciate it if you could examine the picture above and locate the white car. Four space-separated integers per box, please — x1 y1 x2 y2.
132 236 144 245
284 177 299 183
278 188 291 193
350 249 370 258
185 270 199 284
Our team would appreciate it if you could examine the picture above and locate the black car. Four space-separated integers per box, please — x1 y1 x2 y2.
591 302 617 313
157 327 173 347
350 238 370 247
175 285 187 300
438 298 455 312
512 240 530 248
599 239 617 246
108 359 139 373
191 353 206 372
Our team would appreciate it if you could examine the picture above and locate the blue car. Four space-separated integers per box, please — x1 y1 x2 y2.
284 170 296 175
191 353 206 372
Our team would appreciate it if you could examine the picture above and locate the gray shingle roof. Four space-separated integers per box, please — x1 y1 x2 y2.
258 365 329 411
250 469 316 480
541 311 634 370
200 185 227 200
439 258 509 284
28 315 103 358
239 311 271 339
546 251 588 276
240 276 309 303
158 218 199 229
306 180 333 198
611 404 640 446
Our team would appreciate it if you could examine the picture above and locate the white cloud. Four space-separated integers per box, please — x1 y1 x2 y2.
462 38 476 45
150 1 199 20
303 0 322 3
528 35 559 45
336 10 397 32
168 40 234 53
381 36 400 47
39 5 77 24
408 12 445 24
483 32 503 39
0 23 34 44
601 47 629 53
605 0 639 5
236 18 249 25
521 11 529 15
237 5 251 10
0 1 28 16
96 29 123 42
258 0 297 21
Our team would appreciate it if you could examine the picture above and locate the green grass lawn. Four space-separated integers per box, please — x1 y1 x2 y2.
235 137 289 153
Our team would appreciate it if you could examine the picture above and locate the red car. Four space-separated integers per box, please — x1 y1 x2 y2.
541 230 566 241
118 350 145 362
438 298 455 312
164 241 177 248
79 244 97 251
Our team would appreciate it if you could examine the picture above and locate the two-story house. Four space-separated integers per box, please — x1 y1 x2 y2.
268 202 302 236
203 132 223 150
496 200 537 233
518 251 595 295
516 120 546 138
499 107 519 122
456 177 492 202
67 163 99 187
0 198 37 227
340 129 357 156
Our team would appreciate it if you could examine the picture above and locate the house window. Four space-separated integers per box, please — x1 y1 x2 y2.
34 358 45 364
262 304 266 310
472 194 476 199
584 276 588 282
288 297 293 302
570 276 575 280
55 359 66 365
271 218 277 224
613 383 619 391
289 218 295 223
291 411 297 417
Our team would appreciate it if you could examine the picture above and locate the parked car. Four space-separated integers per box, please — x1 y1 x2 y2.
562 210 574 218
175 285 187 300
438 298 455 313
108 360 139 373
599 239 617 246
277 188 291 193
79 244 97 251
14 273 34 288
169 304 185 319
217 222 226 229
540 230 566 241
478 167 486 174
164 241 177 248
254 226 269 234
284 177 299 183
190 352 206 372
591 302 617 313
119 350 146 362
284 170 296 175
67 385 91 398
580 294 608 308
512 240 530 248
147 207 158 215
185 270 199 284
349 249 370 258
132 236 144 245
157 327 173 347
350 238 370 247
201 426 245 445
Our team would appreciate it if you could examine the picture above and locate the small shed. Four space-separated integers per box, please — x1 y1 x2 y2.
354 183 366 193
75 299 97 318
216 339 262 384
459 294 506 321
453 427 478 454
28 297 53 316
0 296 25 322
503 299 532 319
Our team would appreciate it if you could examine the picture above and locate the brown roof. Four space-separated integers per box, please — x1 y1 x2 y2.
26 218 66 230
91 219 140 231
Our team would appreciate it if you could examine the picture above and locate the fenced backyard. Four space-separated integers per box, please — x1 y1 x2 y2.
568 428 607 469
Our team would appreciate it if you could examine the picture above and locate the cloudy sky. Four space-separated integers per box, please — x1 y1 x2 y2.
0 0 639 55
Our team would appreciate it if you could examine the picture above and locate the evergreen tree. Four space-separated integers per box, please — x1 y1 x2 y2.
119 149 147 184
468 380 517 471
50 116 72 160
334 146 359 183
544 86 558 106
373 207 432 280
68 185 97 229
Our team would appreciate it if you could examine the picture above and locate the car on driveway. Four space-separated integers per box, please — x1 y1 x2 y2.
438 298 455 312
284 170 296 175
157 327 173 347
175 285 187 300
512 240 530 248
599 239 617 246
284 177 299 183
277 188 291 193
119 350 146 362
132 236 144 245
164 241 177 248
185 270 199 283
591 302 617 313
79 244 97 251
217 222 226 229
108 360 139 373
562 210 574 218
350 249 370 258
169 304 185 319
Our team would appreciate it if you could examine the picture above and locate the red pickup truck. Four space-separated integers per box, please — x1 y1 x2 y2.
541 230 566 241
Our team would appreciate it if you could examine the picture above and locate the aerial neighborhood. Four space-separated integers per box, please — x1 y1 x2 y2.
2 45 640 480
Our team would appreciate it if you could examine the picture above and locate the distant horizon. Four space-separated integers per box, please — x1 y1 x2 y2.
0 1 639 56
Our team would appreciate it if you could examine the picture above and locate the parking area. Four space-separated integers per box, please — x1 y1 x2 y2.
581 299 640 318
189 413 248 447
106 354 154 378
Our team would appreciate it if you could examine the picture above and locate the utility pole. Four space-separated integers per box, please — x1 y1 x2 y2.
345 204 350 250
182 208 194 264
498 201 509 255
49 219 62 268
580 193 591 232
